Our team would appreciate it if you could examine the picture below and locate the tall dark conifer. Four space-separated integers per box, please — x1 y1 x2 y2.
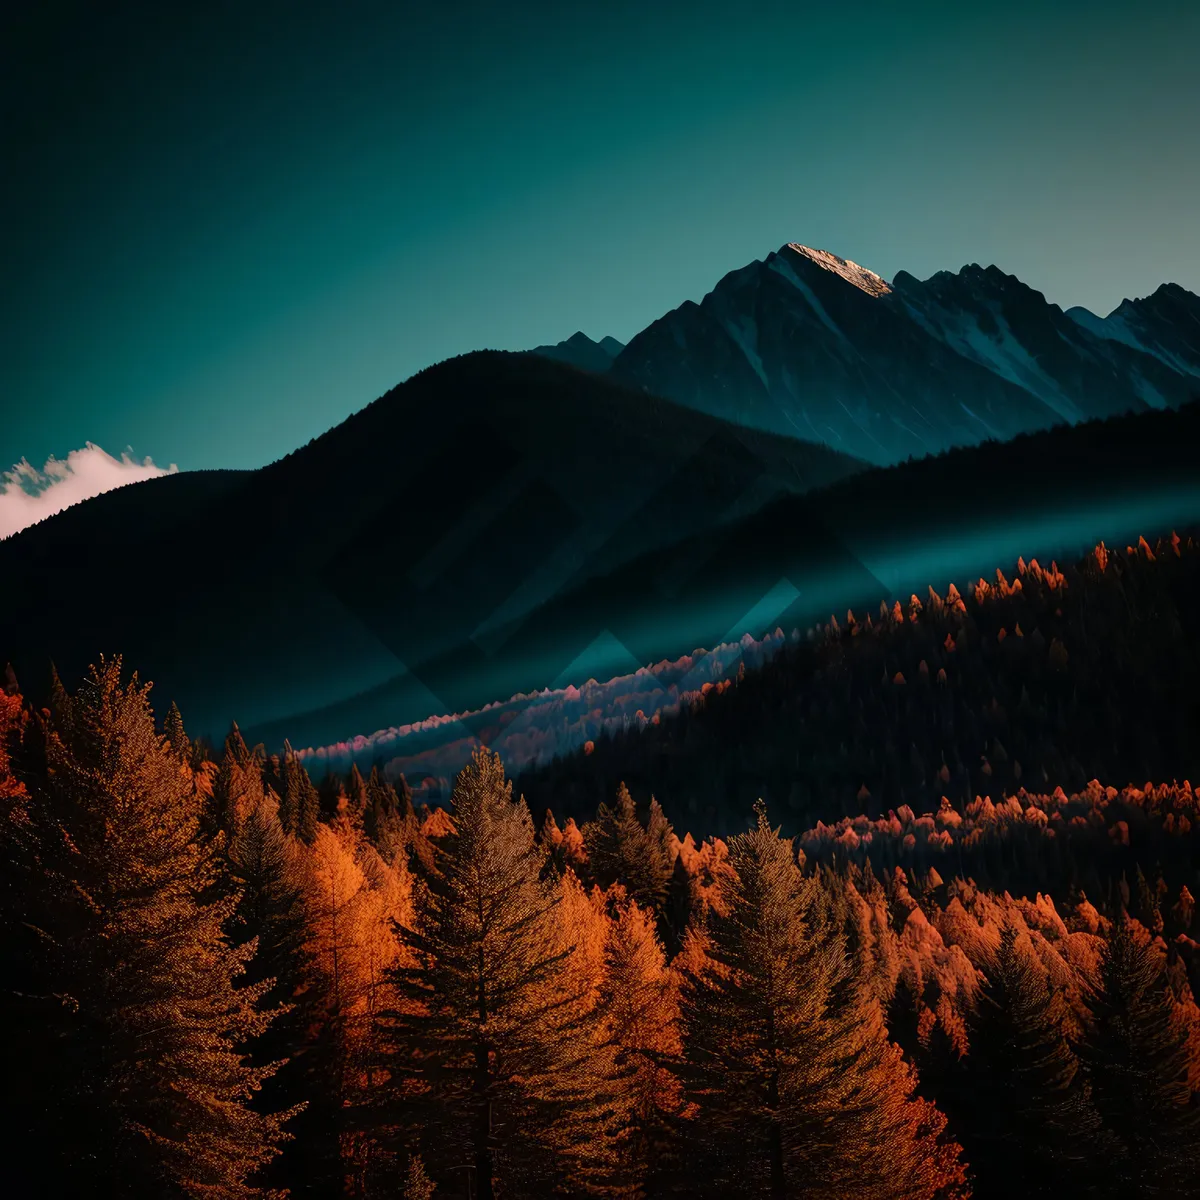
282 740 321 843
2 658 293 1197
1081 914 1200 1196
676 802 964 1200
953 924 1109 1198
382 748 622 1199
585 782 673 913
364 765 408 861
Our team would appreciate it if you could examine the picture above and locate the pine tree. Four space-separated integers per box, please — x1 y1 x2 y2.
402 1153 436 1199
293 822 375 1193
225 720 252 767
585 782 672 913
291 813 414 1196
212 733 266 838
345 763 370 831
953 923 1109 1198
281 740 321 843
227 790 309 1031
364 764 409 861
675 802 965 1199
163 699 190 757
646 796 678 876
1 658 293 1196
1081 913 1200 1196
382 748 622 1199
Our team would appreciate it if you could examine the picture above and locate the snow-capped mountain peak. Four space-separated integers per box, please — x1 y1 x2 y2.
784 243 892 297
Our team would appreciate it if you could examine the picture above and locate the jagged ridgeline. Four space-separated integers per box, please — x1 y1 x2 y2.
515 530 1200 832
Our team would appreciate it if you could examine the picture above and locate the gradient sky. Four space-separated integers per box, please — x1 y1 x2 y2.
3 0 1198 474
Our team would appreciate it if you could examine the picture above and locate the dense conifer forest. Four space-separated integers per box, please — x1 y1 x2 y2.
3 531 1200 1197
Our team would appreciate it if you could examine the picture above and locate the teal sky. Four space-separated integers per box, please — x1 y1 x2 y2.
3 0 1198 473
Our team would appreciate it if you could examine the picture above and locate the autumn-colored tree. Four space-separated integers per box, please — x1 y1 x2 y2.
212 725 267 838
292 819 410 1195
0 673 36 1191
383 748 623 1198
561 815 588 869
602 897 685 1196
402 1153 437 1199
0 658 293 1197
1081 914 1200 1195
676 802 965 1199
585 782 673 913
163 699 219 805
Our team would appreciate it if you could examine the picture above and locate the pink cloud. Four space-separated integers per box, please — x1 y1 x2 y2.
0 443 178 540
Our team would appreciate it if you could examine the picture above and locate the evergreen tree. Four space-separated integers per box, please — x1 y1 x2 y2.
364 764 409 861
382 748 622 1199
2 658 293 1197
675 802 965 1200
585 782 672 913
225 720 252 767
281 740 321 843
345 762 370 830
402 1153 436 1199
212 734 266 838
163 699 190 757
1081 913 1200 1196
953 923 1109 1198
226 787 311 1088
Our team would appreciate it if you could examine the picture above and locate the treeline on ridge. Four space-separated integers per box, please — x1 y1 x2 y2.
516 531 1200 833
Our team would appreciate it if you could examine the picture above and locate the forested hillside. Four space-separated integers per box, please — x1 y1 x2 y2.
3 528 1200 1197
517 532 1200 832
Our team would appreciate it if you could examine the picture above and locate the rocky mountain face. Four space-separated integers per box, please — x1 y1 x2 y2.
601 243 1200 465
1066 282 1200 380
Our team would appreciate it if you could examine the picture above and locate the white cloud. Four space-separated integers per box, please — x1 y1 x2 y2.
0 443 178 540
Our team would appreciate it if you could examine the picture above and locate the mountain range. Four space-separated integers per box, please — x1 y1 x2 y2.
539 243 1200 465
4 241 1199 759
295 400 1200 784
0 352 859 744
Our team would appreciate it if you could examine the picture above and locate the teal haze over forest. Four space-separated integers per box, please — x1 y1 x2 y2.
3 0 1198 474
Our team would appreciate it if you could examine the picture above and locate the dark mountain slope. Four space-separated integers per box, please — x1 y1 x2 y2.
285 402 1200 769
0 351 861 744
